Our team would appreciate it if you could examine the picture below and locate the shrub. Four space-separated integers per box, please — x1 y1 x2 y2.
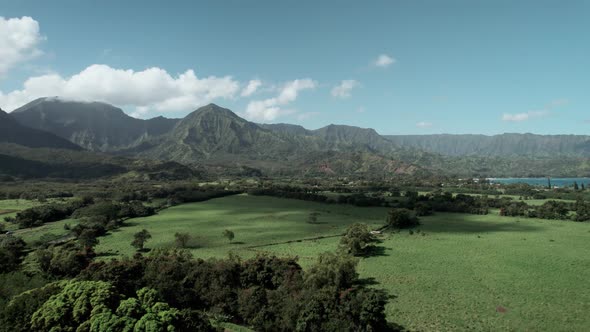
387 208 420 229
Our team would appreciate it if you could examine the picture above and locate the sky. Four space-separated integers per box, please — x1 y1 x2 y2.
0 0 588 135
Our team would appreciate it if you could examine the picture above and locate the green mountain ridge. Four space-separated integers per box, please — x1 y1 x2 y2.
6 98 590 177
0 109 82 150
0 143 199 180
130 104 416 177
385 133 590 157
11 97 179 151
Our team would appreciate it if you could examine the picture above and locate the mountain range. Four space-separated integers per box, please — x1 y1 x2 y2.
386 134 590 158
11 97 178 151
1 97 590 178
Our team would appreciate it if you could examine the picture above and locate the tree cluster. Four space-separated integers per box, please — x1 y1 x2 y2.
74 250 396 331
249 188 328 203
4 196 94 229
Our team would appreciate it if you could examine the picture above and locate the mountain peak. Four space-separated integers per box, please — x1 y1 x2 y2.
185 103 242 120
10 97 179 151
12 96 125 116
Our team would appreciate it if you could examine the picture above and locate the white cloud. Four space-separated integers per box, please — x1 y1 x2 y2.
548 98 569 108
502 110 548 122
502 99 568 122
243 79 316 122
240 79 262 97
356 106 366 113
0 16 44 76
297 112 320 121
374 54 395 68
331 80 358 99
416 121 433 128
130 106 150 118
0 64 240 112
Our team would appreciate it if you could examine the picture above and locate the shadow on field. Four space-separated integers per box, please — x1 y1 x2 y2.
363 244 389 257
357 277 380 286
423 214 543 234
96 251 119 258
122 221 141 227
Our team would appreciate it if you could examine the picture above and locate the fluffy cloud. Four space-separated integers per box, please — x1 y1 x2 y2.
416 121 433 128
0 16 44 76
374 54 395 68
243 79 317 122
502 99 568 122
331 80 358 98
240 79 262 97
502 110 548 122
0 64 240 112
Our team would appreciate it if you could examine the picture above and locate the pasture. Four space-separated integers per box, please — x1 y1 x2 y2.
95 194 389 259
262 213 590 331
8 194 590 331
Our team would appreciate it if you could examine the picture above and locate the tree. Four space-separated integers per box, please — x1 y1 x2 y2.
307 212 320 224
35 243 94 278
387 208 419 229
223 229 235 243
0 281 63 331
78 229 99 252
174 232 191 248
339 223 376 256
0 236 27 273
30 280 118 331
131 229 152 251
305 252 359 290
28 280 215 332
414 202 433 216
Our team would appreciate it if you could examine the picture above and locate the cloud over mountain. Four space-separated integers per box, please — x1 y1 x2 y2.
240 79 262 97
0 64 240 112
416 121 433 128
243 79 317 122
502 111 547 122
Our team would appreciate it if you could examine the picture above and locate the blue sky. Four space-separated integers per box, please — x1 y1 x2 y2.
1 0 588 134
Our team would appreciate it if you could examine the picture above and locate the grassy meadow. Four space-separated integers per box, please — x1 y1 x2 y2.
261 213 590 331
5 194 590 331
95 194 389 259
1 198 78 244
0 199 43 223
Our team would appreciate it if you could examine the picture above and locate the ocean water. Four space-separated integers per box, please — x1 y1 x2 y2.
489 178 590 188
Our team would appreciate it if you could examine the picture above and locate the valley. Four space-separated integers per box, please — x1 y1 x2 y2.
1 3 588 330
1 100 589 331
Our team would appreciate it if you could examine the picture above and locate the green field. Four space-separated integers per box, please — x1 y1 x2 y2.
0 198 72 232
12 218 78 244
24 195 590 330
261 213 590 331
95 194 388 259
